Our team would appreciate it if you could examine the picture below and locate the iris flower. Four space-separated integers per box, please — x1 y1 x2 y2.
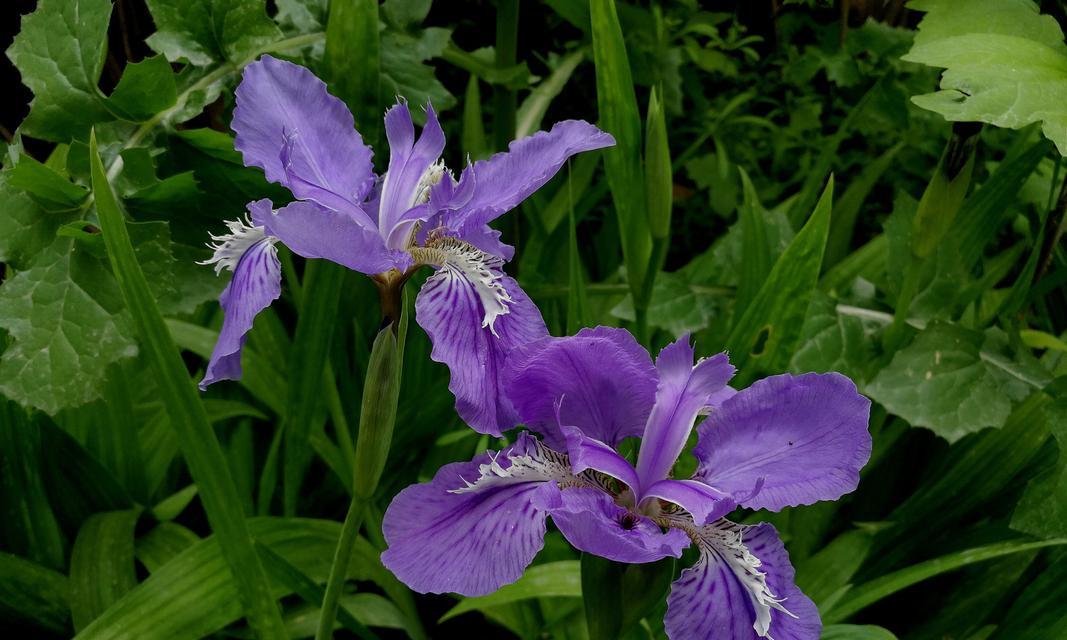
382 327 871 639
198 55 613 436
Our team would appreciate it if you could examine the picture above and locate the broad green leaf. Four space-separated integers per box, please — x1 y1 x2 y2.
106 56 178 121
0 551 71 635
903 0 1067 154
823 537 1067 624
325 0 380 142
283 594 410 638
69 509 142 631
821 625 898 640
7 154 89 211
724 179 833 382
380 27 456 114
866 323 1046 441
144 0 284 65
90 129 287 638
0 237 137 414
135 522 201 573
441 561 581 622
789 293 881 383
76 518 396 640
0 173 75 270
1011 400 1067 538
6 0 113 140
988 552 1067 640
612 269 725 337
795 528 875 607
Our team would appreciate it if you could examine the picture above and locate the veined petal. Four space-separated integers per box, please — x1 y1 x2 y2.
436 120 615 232
415 259 547 436
559 423 640 493
233 56 375 224
378 102 446 248
694 373 872 512
635 338 735 488
641 478 736 526
199 201 281 389
504 326 658 449
258 200 406 275
381 434 571 596
665 521 819 640
535 485 690 564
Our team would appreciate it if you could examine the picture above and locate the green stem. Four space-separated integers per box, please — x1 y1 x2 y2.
581 554 624 640
492 0 519 151
314 494 367 640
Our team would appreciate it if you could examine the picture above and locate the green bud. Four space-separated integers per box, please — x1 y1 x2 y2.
644 87 672 241
352 325 401 499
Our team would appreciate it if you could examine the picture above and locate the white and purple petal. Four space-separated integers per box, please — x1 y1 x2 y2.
559 423 640 493
257 200 407 275
232 55 375 223
535 485 690 564
641 478 736 526
694 373 872 512
416 259 547 436
634 338 735 488
435 119 615 233
665 522 819 640
199 200 281 389
504 326 658 449
381 434 571 596
378 102 446 248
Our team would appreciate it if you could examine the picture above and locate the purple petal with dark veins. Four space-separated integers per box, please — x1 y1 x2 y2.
665 522 819 640
258 200 406 275
694 373 872 512
634 338 735 489
641 478 736 526
535 485 690 564
559 423 640 493
232 56 374 223
504 326 658 449
416 274 547 436
381 434 561 596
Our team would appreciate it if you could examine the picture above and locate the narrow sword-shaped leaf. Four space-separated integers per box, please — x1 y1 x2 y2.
88 130 287 639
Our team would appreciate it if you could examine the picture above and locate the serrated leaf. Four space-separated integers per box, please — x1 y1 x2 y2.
0 238 137 414
612 270 724 337
0 173 78 270
903 0 1067 154
144 0 283 65
380 28 456 113
7 0 112 140
866 323 1047 441
106 56 178 121
790 292 880 382
7 154 89 211
1011 400 1067 538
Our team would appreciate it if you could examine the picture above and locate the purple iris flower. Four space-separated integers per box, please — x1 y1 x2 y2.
381 327 872 639
198 55 614 435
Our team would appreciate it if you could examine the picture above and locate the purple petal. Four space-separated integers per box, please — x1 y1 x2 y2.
694 373 872 511
416 273 547 436
258 200 406 275
378 102 445 248
233 56 375 224
535 485 690 564
504 326 658 449
436 120 615 234
200 213 281 389
559 423 640 493
641 478 736 526
381 434 563 596
634 338 735 488
665 522 819 640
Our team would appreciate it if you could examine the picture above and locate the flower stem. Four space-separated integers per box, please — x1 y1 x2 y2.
315 494 367 640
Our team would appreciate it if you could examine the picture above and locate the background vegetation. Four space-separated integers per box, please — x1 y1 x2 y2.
1 0 1065 638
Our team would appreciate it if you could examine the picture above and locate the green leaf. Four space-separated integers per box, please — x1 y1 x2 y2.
380 27 456 113
7 154 89 211
1011 400 1067 538
106 56 178 121
90 129 287 638
821 625 898 640
325 0 380 142
144 0 284 65
0 173 75 269
441 561 581 622
76 518 395 640
789 293 881 382
135 522 201 573
988 551 1067 640
0 237 137 414
795 528 876 608
69 509 142 631
0 551 71 635
866 323 1046 441
6 0 112 140
724 179 833 382
612 269 725 338
735 169 772 320
825 143 901 268
903 0 1067 154
823 538 1067 624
